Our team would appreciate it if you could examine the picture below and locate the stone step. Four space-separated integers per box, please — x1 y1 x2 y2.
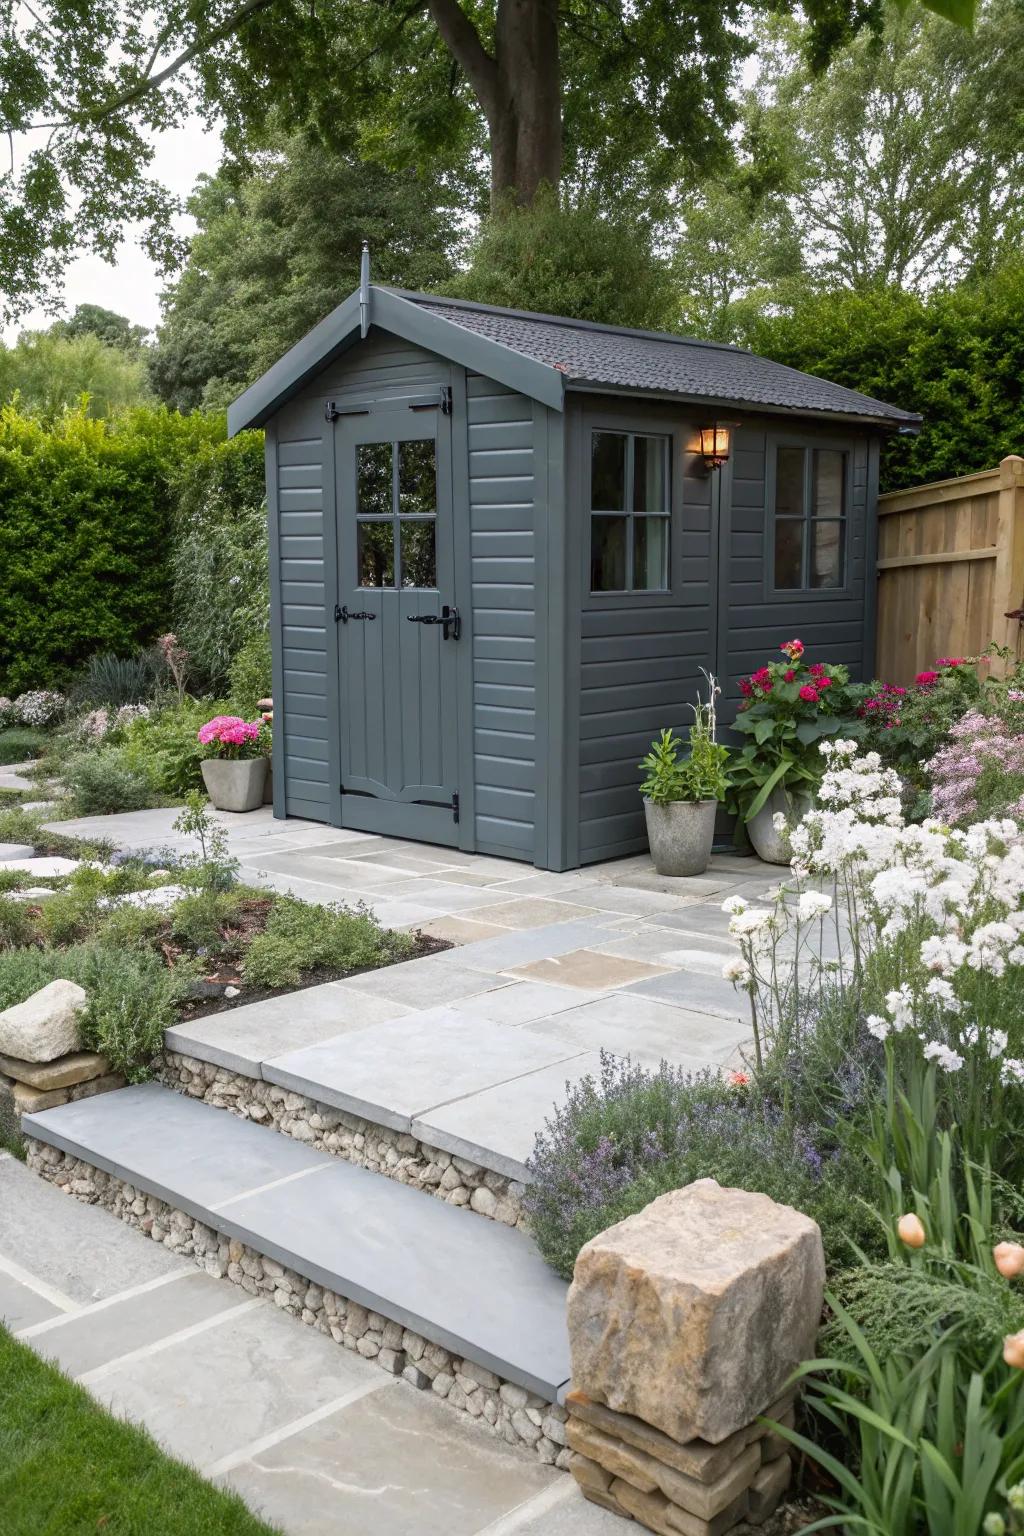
22 1082 570 1400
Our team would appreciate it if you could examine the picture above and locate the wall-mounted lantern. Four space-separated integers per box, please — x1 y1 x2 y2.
699 424 731 471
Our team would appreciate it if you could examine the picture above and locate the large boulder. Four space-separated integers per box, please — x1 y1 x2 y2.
567 1178 825 1446
0 980 87 1063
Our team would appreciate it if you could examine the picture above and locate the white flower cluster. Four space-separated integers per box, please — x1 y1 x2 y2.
3 689 66 726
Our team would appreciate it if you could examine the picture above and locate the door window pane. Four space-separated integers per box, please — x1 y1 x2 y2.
814 450 845 518
811 521 844 588
400 521 437 588
398 439 436 516
358 522 395 587
358 443 392 517
591 433 627 511
776 447 805 518
634 516 669 590
633 437 668 512
591 516 628 591
774 518 804 590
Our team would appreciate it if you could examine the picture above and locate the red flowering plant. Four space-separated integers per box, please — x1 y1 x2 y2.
728 639 861 822
855 654 989 815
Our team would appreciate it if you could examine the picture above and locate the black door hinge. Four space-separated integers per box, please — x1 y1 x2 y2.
325 401 370 422
440 385 452 415
452 791 460 825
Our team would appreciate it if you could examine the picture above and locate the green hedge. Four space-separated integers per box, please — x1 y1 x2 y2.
0 405 264 694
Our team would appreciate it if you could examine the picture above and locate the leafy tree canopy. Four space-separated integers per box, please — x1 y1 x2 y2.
448 190 679 331
150 133 462 411
51 304 150 352
1 0 970 321
0 331 153 420
742 263 1024 492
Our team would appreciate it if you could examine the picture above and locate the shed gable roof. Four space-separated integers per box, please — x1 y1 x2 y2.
228 284 920 436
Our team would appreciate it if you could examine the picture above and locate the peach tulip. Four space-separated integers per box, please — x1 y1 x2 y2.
994 1242 1024 1279
1004 1331 1024 1369
897 1213 927 1249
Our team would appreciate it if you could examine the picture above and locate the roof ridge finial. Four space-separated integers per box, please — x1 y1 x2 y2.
359 241 371 338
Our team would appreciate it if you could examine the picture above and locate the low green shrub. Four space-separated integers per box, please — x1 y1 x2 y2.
39 865 151 946
169 889 242 950
0 945 93 1010
68 649 162 709
120 700 223 798
0 728 48 765
242 896 415 989
78 947 192 1083
0 897 36 950
64 748 157 816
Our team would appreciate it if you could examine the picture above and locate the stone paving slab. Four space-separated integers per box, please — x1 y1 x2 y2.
505 949 672 992
23 1085 572 1398
522 994 750 1070
0 1266 63 1329
437 917 628 975
26 1270 247 1379
0 1152 184 1305
330 960 509 1009
264 1008 588 1135
219 1377 557 1536
166 983 415 1076
88 1298 382 1468
411 1056 605 1183
622 967 746 1021
451 980 604 1027
24 1082 332 1212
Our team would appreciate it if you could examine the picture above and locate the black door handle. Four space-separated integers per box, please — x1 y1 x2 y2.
335 605 377 623
406 605 460 640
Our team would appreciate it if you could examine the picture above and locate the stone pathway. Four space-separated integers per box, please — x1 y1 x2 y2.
0 1152 619 1536
46 806 791 1177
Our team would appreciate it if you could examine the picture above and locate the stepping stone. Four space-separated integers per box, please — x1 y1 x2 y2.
0 856 79 876
9 887 58 903
24 1083 571 1399
0 842 34 860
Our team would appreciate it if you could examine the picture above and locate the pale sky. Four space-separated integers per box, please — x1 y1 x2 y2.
3 114 224 344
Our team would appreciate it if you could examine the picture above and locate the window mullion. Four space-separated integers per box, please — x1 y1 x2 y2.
803 447 813 590
625 434 635 590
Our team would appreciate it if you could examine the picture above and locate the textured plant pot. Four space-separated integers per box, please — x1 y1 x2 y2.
200 757 267 813
643 798 718 877
746 787 812 865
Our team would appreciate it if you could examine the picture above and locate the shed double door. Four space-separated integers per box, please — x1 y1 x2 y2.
334 407 461 845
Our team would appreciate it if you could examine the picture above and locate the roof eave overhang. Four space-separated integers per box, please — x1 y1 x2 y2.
227 287 565 435
563 380 921 434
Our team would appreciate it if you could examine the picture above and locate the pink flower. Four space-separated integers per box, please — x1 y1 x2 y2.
780 638 805 661
808 662 826 678
784 669 796 682
799 685 819 703
739 678 753 697
817 675 832 689
936 657 966 668
916 670 940 687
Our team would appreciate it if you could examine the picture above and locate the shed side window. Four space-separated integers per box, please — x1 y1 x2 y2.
771 445 847 591
590 432 670 592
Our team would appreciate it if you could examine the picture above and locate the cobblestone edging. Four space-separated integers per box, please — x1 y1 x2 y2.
26 1139 570 1468
159 1050 527 1229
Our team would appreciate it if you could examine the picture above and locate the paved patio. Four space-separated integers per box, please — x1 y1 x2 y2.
49 807 784 1174
0 1153 618 1535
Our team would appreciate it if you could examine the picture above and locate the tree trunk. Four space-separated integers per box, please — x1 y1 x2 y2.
427 0 561 209
492 0 562 207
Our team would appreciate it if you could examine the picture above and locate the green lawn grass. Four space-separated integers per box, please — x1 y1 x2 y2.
0 1327 278 1535
0 728 48 766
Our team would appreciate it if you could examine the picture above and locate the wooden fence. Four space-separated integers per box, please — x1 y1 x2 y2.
875 455 1024 682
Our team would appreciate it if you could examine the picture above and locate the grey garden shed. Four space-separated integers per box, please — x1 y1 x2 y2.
228 280 919 871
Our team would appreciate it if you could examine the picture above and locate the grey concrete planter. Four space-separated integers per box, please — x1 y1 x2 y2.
643 798 718 878
200 757 268 813
746 787 812 865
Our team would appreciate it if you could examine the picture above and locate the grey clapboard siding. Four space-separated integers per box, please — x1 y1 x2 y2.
467 374 538 856
721 425 871 721
273 416 330 820
576 418 715 864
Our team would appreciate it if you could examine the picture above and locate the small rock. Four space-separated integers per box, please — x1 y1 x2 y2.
470 1186 498 1218
0 1050 109 1091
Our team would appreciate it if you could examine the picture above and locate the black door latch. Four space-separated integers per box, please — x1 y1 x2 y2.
335 605 377 623
406 604 460 640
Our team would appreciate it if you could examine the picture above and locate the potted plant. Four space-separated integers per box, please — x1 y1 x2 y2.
197 714 268 812
639 676 730 877
727 639 859 863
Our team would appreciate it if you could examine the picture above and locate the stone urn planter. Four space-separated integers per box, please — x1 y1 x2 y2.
643 798 718 878
745 787 812 865
200 757 268 813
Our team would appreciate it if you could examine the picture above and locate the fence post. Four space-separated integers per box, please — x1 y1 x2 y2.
993 455 1024 673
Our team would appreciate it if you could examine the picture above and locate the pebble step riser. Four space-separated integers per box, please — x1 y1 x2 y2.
23 1083 571 1403
159 1049 528 1230
25 1138 573 1469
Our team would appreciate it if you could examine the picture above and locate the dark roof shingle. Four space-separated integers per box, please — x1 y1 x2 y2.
396 292 918 427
